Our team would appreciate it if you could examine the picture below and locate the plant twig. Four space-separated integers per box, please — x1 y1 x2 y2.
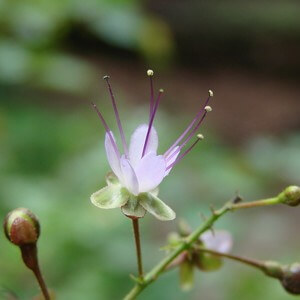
132 219 144 279
195 247 265 270
124 190 287 300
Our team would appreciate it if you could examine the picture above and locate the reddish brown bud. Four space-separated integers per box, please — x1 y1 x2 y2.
281 263 300 295
4 208 40 246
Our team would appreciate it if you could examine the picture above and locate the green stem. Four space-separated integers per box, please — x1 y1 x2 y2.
231 197 279 210
124 204 231 300
124 191 284 300
132 219 144 278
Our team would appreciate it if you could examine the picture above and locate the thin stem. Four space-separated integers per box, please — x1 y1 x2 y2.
32 265 51 300
124 190 285 300
132 219 144 278
196 247 265 270
20 244 50 300
231 197 279 210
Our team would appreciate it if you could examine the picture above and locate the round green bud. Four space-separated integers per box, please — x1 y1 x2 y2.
281 263 300 295
195 252 223 272
4 208 40 246
281 186 300 206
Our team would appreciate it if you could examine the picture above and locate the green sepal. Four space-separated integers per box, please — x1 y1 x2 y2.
91 184 129 209
121 194 146 218
105 172 119 186
179 259 194 291
138 193 176 221
196 252 223 271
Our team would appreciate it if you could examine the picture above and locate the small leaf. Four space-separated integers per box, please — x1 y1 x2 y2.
91 185 129 209
138 193 176 221
179 260 194 291
121 195 146 218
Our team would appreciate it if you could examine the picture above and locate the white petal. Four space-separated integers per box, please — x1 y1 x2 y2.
120 156 139 195
135 152 166 193
129 124 158 168
105 132 122 180
165 146 180 176
201 230 233 253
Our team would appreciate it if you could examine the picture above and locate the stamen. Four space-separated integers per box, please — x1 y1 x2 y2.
164 90 213 157
205 105 212 112
147 69 154 120
166 106 211 162
91 102 120 158
166 134 204 171
141 88 164 157
103 75 129 157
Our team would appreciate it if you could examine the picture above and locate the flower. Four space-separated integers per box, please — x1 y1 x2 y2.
90 70 213 221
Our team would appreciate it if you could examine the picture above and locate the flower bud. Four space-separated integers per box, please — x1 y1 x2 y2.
279 186 300 207
4 208 40 246
195 252 223 271
281 263 300 295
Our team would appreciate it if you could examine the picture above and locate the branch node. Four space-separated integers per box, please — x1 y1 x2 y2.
210 204 217 216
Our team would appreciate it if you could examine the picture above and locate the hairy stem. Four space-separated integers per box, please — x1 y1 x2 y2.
124 190 285 299
132 219 144 278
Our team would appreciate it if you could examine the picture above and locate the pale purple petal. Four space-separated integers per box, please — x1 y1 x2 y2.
201 230 233 253
120 155 139 195
129 124 158 168
165 146 180 176
105 132 122 179
135 152 166 193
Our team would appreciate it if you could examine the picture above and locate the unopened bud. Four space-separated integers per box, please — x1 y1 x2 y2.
178 219 192 237
4 208 40 246
195 252 223 271
281 263 300 295
280 186 300 207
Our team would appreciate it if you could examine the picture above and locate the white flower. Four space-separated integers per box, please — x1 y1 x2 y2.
90 71 213 221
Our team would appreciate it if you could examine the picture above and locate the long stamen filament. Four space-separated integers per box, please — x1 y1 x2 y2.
147 69 154 120
166 134 204 170
91 102 120 158
164 90 213 158
103 75 129 157
141 89 164 158
166 109 209 162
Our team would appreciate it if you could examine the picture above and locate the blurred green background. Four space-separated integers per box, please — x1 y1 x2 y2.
1 0 300 299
